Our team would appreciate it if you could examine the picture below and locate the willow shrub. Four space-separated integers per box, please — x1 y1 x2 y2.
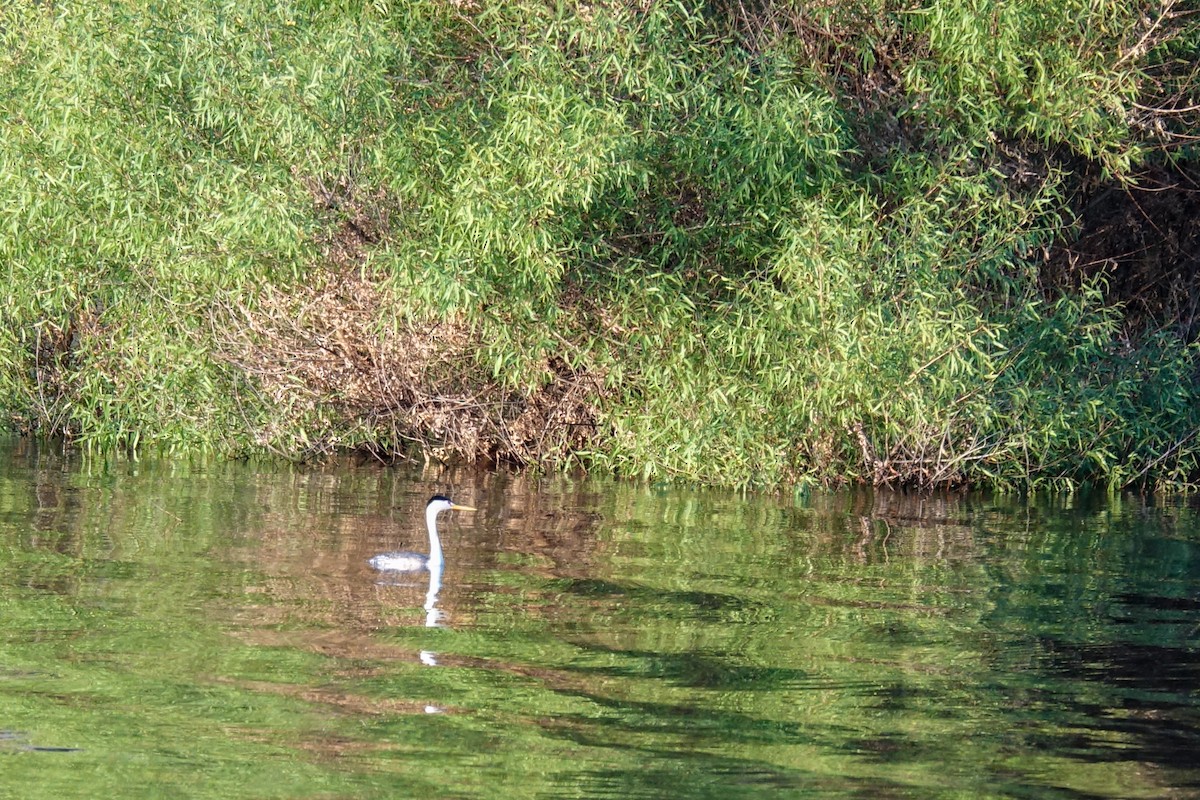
0 1 382 450
594 158 1200 489
1 0 1197 488
902 0 1154 173
593 159 1047 488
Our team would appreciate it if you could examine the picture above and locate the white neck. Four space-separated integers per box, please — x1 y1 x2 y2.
425 503 445 567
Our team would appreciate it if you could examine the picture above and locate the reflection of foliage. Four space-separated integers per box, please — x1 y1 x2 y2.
1 447 1198 797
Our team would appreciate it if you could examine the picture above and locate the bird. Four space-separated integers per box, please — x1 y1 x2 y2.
368 495 476 573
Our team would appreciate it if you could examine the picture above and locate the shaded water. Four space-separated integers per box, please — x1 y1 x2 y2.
1 439 1198 799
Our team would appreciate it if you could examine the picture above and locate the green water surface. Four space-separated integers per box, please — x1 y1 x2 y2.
0 440 1197 798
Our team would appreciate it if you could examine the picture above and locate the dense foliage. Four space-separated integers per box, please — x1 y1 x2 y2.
1 0 1198 489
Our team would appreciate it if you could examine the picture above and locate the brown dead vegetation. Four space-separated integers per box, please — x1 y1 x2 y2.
211 269 608 466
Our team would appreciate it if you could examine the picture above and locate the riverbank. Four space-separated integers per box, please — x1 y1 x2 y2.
2 0 1198 490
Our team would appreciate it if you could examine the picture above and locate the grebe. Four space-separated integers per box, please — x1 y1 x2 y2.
368 495 476 572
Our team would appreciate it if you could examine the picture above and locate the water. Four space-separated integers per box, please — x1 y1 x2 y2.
1 439 1198 799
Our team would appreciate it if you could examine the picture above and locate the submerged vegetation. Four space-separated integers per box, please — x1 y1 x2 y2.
1 0 1198 490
